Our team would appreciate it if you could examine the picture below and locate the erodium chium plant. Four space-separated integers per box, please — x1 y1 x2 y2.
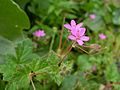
1 0 120 90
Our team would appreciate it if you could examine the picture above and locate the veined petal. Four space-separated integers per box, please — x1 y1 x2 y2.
68 35 76 40
76 22 83 30
80 36 89 41
64 24 72 30
78 28 86 36
71 20 76 27
77 40 84 46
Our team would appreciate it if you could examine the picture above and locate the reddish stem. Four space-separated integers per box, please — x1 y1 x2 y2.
58 16 65 50
58 41 76 66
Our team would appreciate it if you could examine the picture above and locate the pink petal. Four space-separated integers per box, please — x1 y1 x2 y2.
71 20 76 27
64 24 72 30
78 28 86 36
41 31 46 36
76 22 83 30
68 35 76 40
77 40 84 46
80 36 89 41
89 14 96 19
71 29 78 36
33 31 40 37
33 30 46 37
99 33 106 40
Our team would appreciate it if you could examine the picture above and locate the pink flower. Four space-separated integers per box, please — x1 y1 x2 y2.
89 14 96 19
68 28 89 46
33 30 46 37
64 20 83 32
64 20 89 46
99 33 106 40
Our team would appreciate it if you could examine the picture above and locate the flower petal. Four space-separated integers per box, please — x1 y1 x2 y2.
33 30 46 37
99 33 106 40
71 29 78 36
64 24 72 30
76 22 83 30
80 36 89 41
68 35 76 40
40 31 46 36
78 28 86 36
77 40 84 46
89 14 96 19
71 20 76 27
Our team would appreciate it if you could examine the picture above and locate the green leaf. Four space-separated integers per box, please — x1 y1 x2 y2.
0 39 38 80
0 57 17 81
0 36 15 64
112 8 120 25
66 13 77 19
28 0 51 18
14 0 30 9
84 15 106 32
15 39 39 64
5 82 17 90
5 71 30 90
40 51 62 85
60 75 78 90
77 55 92 71
0 39 38 89
0 0 30 40
0 79 6 90
0 41 61 89
35 51 62 85
6 74 30 90
105 63 120 82
0 37 15 55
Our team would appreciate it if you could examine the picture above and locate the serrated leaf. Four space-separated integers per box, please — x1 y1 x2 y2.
0 42 61 89
5 73 30 90
0 58 17 81
0 39 39 89
5 82 17 90
105 63 120 82
47 51 60 65
15 39 38 64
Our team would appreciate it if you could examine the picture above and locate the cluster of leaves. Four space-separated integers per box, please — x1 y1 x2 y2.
0 39 65 90
1 0 120 90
